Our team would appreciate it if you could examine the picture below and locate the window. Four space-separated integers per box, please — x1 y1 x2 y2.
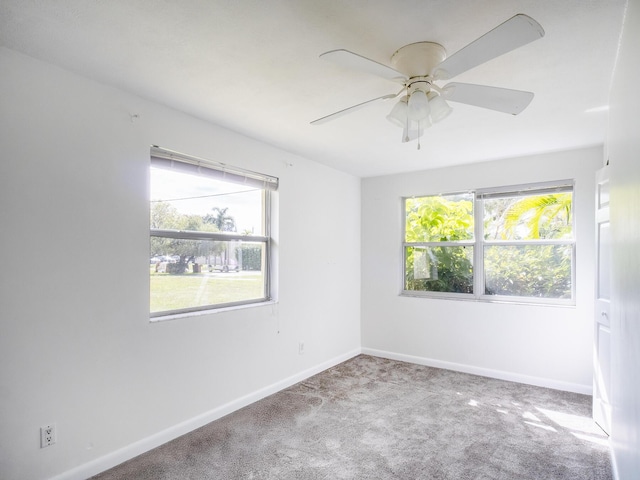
403 181 575 304
404 192 475 294
149 147 277 317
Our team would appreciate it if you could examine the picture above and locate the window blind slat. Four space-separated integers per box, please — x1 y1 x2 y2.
477 181 572 200
150 147 278 191
150 229 268 243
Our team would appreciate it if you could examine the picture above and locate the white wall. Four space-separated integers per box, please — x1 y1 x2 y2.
361 147 601 393
608 0 640 477
0 47 361 480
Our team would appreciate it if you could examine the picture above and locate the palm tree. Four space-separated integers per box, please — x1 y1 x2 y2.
204 207 236 232
204 207 237 269
502 193 572 240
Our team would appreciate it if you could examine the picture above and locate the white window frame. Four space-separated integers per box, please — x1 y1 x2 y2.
402 180 576 306
149 146 277 318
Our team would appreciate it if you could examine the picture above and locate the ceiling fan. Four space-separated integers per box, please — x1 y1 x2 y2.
311 14 545 146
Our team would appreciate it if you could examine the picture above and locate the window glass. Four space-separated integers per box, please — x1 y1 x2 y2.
483 193 573 241
151 168 264 235
150 239 266 313
149 151 274 317
405 246 473 293
403 183 574 304
405 193 474 242
404 193 474 295
484 244 572 298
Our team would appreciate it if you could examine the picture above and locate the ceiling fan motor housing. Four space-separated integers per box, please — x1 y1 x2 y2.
390 42 447 78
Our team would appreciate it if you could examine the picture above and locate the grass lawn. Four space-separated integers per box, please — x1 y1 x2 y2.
150 269 265 313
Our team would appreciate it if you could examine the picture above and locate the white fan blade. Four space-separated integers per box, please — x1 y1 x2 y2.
443 82 534 115
320 49 406 82
311 92 401 125
434 14 544 80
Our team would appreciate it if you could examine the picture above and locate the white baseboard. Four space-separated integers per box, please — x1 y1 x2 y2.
52 347 591 479
361 347 592 395
52 348 361 480
610 446 620 480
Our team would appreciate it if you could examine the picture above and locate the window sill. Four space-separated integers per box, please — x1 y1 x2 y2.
400 291 575 308
150 299 278 323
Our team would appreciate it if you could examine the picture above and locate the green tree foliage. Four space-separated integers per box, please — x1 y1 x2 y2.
150 201 180 230
483 193 572 298
405 195 474 243
484 245 572 298
204 207 236 232
150 202 180 262
239 245 262 271
404 195 474 293
490 193 572 240
150 201 233 274
203 207 237 267
404 192 573 298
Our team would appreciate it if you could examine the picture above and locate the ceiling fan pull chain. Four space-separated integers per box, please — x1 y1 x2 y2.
404 101 410 143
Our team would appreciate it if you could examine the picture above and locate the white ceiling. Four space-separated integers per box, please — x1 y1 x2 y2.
0 1 627 177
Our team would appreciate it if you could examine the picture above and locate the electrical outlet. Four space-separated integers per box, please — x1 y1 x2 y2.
298 341 305 355
40 424 56 448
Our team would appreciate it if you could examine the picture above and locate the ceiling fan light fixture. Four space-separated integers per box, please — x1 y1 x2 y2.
427 92 453 123
386 96 408 128
407 89 430 121
418 115 432 130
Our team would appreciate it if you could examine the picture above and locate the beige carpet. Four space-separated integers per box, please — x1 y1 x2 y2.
93 355 612 479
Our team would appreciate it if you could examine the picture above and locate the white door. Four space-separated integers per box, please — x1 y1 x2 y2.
593 166 611 435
